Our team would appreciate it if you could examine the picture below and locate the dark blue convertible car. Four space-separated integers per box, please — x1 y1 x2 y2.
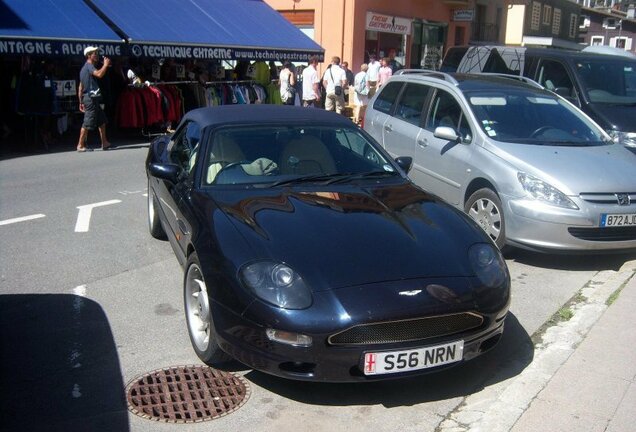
145 105 510 382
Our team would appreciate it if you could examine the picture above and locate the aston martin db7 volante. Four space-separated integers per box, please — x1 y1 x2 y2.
146 105 510 382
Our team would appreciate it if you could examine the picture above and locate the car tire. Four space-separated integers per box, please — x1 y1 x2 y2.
184 253 231 365
465 188 506 250
147 179 167 240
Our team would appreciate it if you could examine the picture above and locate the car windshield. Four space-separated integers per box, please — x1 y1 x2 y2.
575 58 636 105
202 125 396 186
465 88 607 145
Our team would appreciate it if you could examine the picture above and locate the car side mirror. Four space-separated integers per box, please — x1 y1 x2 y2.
149 163 181 183
434 126 461 143
395 156 413 173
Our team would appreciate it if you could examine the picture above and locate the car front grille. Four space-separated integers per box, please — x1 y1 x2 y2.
328 312 484 346
578 192 636 205
568 226 636 241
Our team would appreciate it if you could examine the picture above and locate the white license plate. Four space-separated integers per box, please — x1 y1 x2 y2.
600 213 636 227
363 340 464 376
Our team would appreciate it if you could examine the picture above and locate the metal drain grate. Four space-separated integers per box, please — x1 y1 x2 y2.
126 365 250 423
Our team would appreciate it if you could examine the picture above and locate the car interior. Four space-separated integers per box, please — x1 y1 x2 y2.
202 126 391 186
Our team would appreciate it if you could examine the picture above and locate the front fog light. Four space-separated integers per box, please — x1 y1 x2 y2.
266 329 313 347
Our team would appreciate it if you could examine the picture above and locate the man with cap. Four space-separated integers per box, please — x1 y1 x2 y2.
77 46 111 152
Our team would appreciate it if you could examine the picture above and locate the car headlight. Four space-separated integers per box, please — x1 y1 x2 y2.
468 243 508 289
239 261 312 309
517 172 578 209
609 130 636 147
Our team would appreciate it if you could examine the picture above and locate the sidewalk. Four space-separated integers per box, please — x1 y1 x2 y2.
512 267 636 432
439 261 636 432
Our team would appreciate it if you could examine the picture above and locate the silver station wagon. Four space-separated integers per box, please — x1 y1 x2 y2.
364 71 636 253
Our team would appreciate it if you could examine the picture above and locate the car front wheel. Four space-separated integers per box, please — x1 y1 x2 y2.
147 179 167 240
465 188 506 250
184 253 230 365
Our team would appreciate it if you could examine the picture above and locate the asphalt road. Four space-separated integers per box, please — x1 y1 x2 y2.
1 145 634 431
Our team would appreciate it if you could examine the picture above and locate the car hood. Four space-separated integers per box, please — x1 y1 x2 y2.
485 141 636 194
209 182 487 291
587 103 636 132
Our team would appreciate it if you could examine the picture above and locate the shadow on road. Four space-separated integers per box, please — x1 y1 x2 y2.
0 294 128 432
244 313 532 408
505 248 636 272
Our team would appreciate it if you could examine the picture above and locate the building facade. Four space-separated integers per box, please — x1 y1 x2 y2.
264 0 507 74
578 4 636 53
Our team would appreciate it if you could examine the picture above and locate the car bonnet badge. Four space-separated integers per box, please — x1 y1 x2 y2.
399 290 423 296
616 193 631 206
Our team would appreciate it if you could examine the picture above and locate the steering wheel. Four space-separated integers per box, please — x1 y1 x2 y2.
215 160 250 175
530 126 554 138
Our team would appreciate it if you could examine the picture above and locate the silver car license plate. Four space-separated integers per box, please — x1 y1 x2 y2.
600 213 636 227
363 340 464 375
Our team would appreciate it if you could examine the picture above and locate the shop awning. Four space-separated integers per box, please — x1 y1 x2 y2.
87 0 324 62
0 0 125 57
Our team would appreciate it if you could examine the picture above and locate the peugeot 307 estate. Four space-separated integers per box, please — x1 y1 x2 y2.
364 71 636 252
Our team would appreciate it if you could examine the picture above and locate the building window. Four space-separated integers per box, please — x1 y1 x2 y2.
543 5 552 25
591 36 604 46
569 14 578 38
552 9 561 35
531 2 541 31
611 37 632 50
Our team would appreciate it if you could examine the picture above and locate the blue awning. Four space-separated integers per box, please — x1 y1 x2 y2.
0 0 125 57
87 0 324 62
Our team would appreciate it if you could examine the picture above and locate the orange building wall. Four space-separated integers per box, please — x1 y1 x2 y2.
265 0 457 76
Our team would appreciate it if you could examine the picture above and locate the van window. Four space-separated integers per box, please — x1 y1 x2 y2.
373 82 403 114
426 90 472 142
537 60 576 102
394 83 431 126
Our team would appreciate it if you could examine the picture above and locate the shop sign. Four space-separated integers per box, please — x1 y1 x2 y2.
366 12 412 35
453 9 474 22
0 38 123 57
129 43 324 62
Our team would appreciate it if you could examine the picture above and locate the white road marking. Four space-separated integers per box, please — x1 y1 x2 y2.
0 214 45 226
72 384 82 398
74 200 121 232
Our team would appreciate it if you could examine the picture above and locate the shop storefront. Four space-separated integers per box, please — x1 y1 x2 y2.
264 0 459 77
1 0 324 150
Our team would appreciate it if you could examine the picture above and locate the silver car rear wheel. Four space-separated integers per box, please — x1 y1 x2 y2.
465 188 506 249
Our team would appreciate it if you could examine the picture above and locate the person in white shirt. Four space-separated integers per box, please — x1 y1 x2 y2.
366 53 381 98
353 63 369 125
279 61 296 105
322 56 347 114
301 55 321 107
378 57 393 88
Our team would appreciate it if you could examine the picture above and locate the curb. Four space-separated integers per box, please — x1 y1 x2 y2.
437 260 636 432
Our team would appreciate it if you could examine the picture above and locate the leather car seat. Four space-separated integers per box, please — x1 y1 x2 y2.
206 137 245 184
279 135 336 175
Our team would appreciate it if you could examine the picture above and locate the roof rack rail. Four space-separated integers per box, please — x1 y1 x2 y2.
394 69 459 86
474 73 544 89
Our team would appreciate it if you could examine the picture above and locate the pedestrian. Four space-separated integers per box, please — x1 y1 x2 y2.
301 55 321 107
378 57 393 88
77 46 111 152
353 63 369 125
279 61 297 105
341 61 354 104
322 56 347 114
366 53 381 98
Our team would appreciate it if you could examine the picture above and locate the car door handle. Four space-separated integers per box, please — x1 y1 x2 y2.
177 219 189 236
384 124 393 132
417 138 428 147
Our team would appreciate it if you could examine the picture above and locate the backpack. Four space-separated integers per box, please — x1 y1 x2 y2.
356 74 369 95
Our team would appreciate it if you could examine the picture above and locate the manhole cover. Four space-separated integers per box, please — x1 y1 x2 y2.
126 365 250 423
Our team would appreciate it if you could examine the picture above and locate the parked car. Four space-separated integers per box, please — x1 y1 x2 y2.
364 71 636 253
440 45 636 150
146 104 510 382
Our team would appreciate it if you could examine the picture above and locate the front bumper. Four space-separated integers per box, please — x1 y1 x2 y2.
210 278 509 382
504 196 636 252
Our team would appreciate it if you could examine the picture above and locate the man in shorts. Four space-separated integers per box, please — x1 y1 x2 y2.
77 46 111 152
